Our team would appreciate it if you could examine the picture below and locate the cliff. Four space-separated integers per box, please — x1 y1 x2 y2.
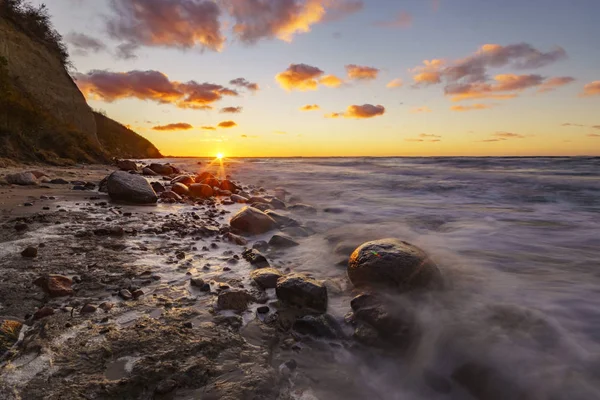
94 112 162 159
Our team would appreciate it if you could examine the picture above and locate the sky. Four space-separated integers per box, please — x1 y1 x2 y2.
33 0 600 157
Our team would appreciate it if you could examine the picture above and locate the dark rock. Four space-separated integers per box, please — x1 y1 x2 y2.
269 234 299 248
189 184 213 199
119 289 133 300
281 226 312 238
353 321 380 346
171 175 195 186
242 249 270 268
15 223 28 232
151 181 166 193
251 268 283 289
142 167 158 176
230 206 277 235
200 283 211 292
99 302 114 312
269 198 286 210
348 239 442 291
190 277 205 287
21 246 38 258
5 172 37 185
293 314 346 339
33 275 74 297
33 307 54 320
248 196 269 204
132 289 144 299
171 182 189 196
225 232 248 246
149 163 174 175
264 210 298 228
252 241 269 252
50 178 69 185
276 274 328 313
155 379 178 395
284 359 297 370
160 191 182 201
183 322 193 329
350 293 378 312
257 306 270 314
106 171 158 204
230 194 248 203
23 202 33 207
117 159 138 171
220 180 240 192
288 203 317 214
81 304 97 313
252 203 273 212
216 290 255 311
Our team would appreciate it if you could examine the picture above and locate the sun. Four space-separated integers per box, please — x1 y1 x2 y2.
216 152 224 160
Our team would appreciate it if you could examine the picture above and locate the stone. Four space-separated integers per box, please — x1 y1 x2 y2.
269 234 299 248
201 177 220 188
251 268 283 289
293 314 346 339
81 304 97 313
220 180 240 192
216 290 255 311
5 172 37 185
171 182 189 196
225 232 248 246
196 172 216 183
151 181 166 193
451 363 521 400
142 167 158 176
155 379 178 395
264 210 298 228
242 249 270 268
149 163 174 175
189 184 213 198
269 198 286 210
171 175 195 186
230 206 277 235
116 159 138 171
50 178 69 185
248 196 269 204
348 239 442 291
99 302 114 312
252 241 269 252
27 170 47 179
230 194 248 203
132 289 144 299
252 203 273 212
119 289 133 300
107 171 158 204
33 307 54 320
288 204 317 214
33 275 74 297
21 246 38 258
257 306 270 314
160 191 182 201
190 277 205 287
276 274 328 313
281 226 312 238
14 223 28 232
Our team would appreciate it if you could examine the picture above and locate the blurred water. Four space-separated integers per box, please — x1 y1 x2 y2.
159 157 600 399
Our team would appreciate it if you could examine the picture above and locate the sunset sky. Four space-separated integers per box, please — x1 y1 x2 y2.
34 0 600 157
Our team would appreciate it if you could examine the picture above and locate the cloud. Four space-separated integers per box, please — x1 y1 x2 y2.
107 0 224 52
450 103 493 112
445 74 546 101
300 104 320 111
420 133 441 138
493 131 525 139
480 138 507 142
346 64 380 80
405 136 440 143
537 76 575 93
115 42 139 60
65 32 107 55
202 126 216 130
319 74 344 87
230 78 260 91
376 11 412 29
73 70 238 110
276 63 324 91
326 104 385 119
224 0 362 44
580 81 600 97
220 106 243 113
386 78 403 88
410 106 432 113
152 123 193 131
588 133 600 138
218 120 237 128
561 123 585 127
594 126 600 130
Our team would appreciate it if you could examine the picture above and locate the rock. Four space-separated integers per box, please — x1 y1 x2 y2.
50 178 69 185
107 171 158 204
257 306 270 314
99 302 114 312
117 159 138 171
190 277 205 287
347 239 442 291
155 379 178 395
269 198 286 210
99 177 108 192
33 307 54 320
132 289 144 299
27 170 47 179
196 172 216 183
293 314 346 339
274 188 287 201
269 234 299 248
160 191 182 201
149 163 174 175
350 293 378 312
452 363 521 400
33 275 74 297
171 182 190 196
264 210 298 228
248 196 269 204
242 249 270 268
189 184 213 198
276 274 328 313
21 246 38 258
252 240 269 252
81 304 97 313
230 194 247 203
216 290 255 311
151 181 166 193
201 177 220 187
5 172 37 185
142 167 158 176
288 203 317 214
171 175 195 186
119 289 133 300
281 226 312 238
220 180 240 192
14 223 28 232
353 321 380 346
252 203 273 212
230 206 277 235
225 232 248 246
251 268 283 289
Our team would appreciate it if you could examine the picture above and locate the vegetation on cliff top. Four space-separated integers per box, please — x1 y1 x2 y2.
94 112 162 159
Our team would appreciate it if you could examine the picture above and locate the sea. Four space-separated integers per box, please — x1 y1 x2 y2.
153 156 600 399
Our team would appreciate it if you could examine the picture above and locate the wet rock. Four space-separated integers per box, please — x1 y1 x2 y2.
252 240 269 252
155 379 178 395
33 275 74 297
50 178 69 185
99 302 114 312
288 203 317 214
132 289 144 299
160 191 182 201
276 274 328 313
117 159 138 171
5 172 38 185
216 290 255 311
293 314 346 339
201 177 220 187
14 223 28 232
0 320 23 353
107 171 158 204
269 198 286 210
142 167 158 176
189 184 213 198
451 362 522 400
171 182 190 196
195 172 216 183
220 179 240 192
348 239 442 291
149 163 174 176
251 268 283 289
230 194 247 203
81 304 97 313
274 188 287 201
257 306 270 314
171 175 195 186
119 289 133 300
225 232 248 246
350 293 378 312
21 246 38 258
252 203 273 212
190 277 205 287
151 181 166 193
230 206 277 235
269 234 299 248
353 321 380 346
264 210 298 228
248 196 269 204
33 307 54 320
242 249 270 268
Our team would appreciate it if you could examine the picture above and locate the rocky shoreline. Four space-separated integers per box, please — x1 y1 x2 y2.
0 159 465 400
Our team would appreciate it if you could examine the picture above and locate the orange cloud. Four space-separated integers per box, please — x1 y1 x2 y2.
326 104 385 119
410 106 432 113
445 74 545 101
537 76 575 93
276 63 324 91
229 78 260 91
152 123 193 131
450 103 493 112
74 70 238 109
220 106 243 113
218 120 237 128
346 64 380 80
376 11 412 29
420 133 441 138
580 81 600 97
300 104 320 111
386 78 403 88
493 131 525 139
202 126 216 130
587 133 600 138
319 74 344 87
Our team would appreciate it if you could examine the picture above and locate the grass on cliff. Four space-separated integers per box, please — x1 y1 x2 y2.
94 112 163 159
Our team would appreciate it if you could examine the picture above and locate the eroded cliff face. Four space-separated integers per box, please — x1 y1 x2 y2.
0 17 97 142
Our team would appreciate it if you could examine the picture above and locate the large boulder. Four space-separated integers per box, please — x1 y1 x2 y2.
276 274 328 313
216 290 255 312
149 163 174 176
189 184 213 198
106 171 158 204
116 159 138 171
251 268 283 289
5 172 37 185
230 207 277 235
269 234 299 248
348 239 442 291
